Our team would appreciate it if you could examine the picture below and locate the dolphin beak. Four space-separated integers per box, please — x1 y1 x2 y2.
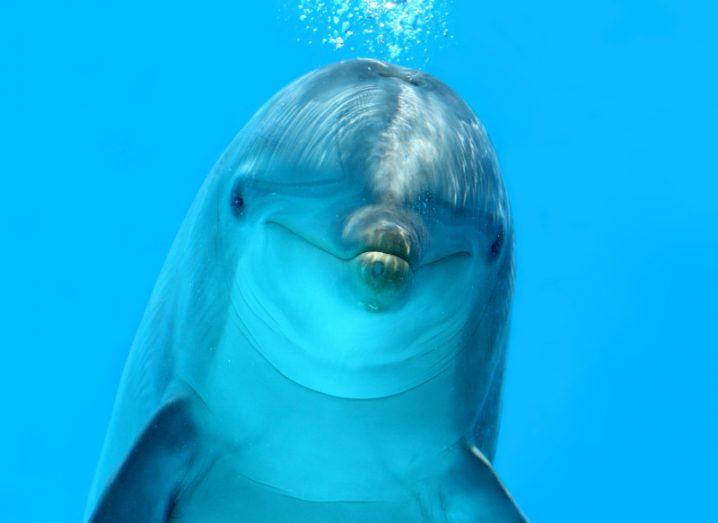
350 225 418 312
353 250 413 311
342 205 424 312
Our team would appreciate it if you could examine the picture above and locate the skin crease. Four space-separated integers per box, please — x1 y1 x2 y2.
86 59 522 522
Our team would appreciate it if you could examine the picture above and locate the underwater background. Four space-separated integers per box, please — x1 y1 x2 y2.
1 0 716 521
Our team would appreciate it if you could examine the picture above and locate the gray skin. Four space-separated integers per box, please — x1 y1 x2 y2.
85 59 525 522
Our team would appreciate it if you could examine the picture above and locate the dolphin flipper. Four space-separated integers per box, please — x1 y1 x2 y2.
88 397 203 523
429 444 527 523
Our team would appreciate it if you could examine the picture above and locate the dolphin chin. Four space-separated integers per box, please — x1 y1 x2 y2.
353 250 413 311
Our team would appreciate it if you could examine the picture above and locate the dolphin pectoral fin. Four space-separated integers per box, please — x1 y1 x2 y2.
434 444 527 523
88 397 203 523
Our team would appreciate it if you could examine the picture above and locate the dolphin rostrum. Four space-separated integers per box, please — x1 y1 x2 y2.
86 58 526 522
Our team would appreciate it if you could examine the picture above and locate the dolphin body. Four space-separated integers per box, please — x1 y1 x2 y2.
86 59 525 522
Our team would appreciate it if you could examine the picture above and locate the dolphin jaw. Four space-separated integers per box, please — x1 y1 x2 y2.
352 250 413 312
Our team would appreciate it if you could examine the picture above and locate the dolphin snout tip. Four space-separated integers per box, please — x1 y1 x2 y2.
342 206 424 311
353 251 413 312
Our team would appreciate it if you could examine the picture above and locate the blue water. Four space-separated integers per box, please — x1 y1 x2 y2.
1 1 716 521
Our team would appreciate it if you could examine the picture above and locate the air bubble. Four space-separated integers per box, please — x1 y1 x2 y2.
292 0 451 64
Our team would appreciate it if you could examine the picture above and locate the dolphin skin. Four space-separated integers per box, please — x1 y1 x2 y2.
86 59 525 522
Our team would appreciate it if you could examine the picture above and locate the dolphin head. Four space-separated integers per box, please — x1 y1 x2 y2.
212 59 513 401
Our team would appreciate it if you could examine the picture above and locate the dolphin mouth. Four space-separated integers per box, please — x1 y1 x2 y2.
265 220 350 261
356 226 419 269
357 247 411 267
265 220 417 267
264 220 415 311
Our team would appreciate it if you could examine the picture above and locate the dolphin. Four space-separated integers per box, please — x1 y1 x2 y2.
85 58 525 522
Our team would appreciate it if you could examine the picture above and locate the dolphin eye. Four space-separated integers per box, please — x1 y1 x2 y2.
230 182 245 217
489 230 504 261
